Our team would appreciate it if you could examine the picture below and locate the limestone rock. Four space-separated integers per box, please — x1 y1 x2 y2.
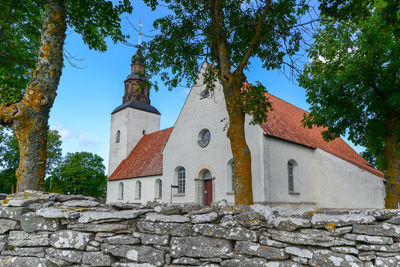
1 190 57 207
311 213 375 228
268 229 355 247
1 247 45 257
353 223 400 237
235 211 265 229
259 237 288 248
250 205 273 220
285 246 313 259
329 226 352 236
50 230 92 250
172 257 201 265
276 207 316 219
78 209 151 223
357 243 400 252
46 248 83 264
170 236 232 258
0 207 28 220
273 216 310 231
82 251 111 266
112 263 156 267
36 207 81 219
137 220 192 236
8 231 51 247
193 224 257 242
20 212 59 233
141 233 169 246
330 246 359 255
375 256 400 266
191 212 218 224
61 200 100 207
235 241 288 260
310 249 363 267
145 213 190 223
68 222 133 232
104 234 141 245
0 256 49 267
343 233 393 245
110 202 141 210
0 219 18 234
101 243 164 266
154 204 185 215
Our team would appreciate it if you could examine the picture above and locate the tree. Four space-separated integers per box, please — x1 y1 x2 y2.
0 0 132 192
298 0 400 208
0 128 62 193
142 0 310 204
45 152 107 197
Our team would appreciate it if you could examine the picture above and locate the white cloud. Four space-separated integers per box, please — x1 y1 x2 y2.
50 125 72 139
78 131 97 147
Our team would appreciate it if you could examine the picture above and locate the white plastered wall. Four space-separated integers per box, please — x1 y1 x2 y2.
162 64 265 205
262 136 318 207
263 135 384 209
313 149 385 208
107 175 163 204
108 108 160 175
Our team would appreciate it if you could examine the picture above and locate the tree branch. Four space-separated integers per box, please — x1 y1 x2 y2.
235 0 271 74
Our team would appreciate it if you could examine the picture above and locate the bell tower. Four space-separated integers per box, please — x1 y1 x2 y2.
108 45 161 176
123 48 151 104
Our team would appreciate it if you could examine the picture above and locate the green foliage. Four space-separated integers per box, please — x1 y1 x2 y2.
142 0 308 120
0 128 62 193
299 0 400 165
45 152 107 197
0 0 43 104
0 0 132 106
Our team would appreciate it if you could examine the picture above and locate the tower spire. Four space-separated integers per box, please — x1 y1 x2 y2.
138 18 142 46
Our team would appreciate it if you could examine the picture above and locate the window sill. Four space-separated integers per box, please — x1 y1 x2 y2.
226 192 234 195
135 198 141 200
173 193 185 197
154 197 162 200
289 192 300 195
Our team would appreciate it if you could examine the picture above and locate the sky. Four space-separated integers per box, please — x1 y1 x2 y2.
49 0 363 173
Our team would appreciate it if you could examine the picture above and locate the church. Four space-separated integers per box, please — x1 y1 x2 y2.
106 49 385 209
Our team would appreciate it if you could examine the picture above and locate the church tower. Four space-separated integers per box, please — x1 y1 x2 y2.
108 47 161 175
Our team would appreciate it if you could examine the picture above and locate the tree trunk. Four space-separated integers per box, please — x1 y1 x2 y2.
383 116 400 209
0 0 66 192
223 75 254 205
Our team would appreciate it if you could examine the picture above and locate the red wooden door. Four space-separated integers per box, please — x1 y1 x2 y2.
203 180 213 206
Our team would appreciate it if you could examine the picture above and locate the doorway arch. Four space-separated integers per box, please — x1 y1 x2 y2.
195 168 215 206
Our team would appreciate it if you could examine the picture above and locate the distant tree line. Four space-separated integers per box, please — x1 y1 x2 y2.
0 128 106 197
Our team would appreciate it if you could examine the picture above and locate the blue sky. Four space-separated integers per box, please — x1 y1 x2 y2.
49 1 363 172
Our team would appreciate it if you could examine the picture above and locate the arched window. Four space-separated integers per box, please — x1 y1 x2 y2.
177 167 185 194
231 161 235 192
136 181 142 199
155 179 162 198
288 160 296 193
118 182 124 200
116 130 120 143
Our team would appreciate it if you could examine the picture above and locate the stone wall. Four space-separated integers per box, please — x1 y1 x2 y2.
0 191 400 267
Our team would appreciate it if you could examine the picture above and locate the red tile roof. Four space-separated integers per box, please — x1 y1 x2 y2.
107 127 173 181
260 93 383 178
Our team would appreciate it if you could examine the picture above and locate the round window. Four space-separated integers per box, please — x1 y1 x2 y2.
198 129 211 147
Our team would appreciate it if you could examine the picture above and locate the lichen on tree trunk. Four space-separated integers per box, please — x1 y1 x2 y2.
0 0 66 192
224 79 254 205
383 116 400 209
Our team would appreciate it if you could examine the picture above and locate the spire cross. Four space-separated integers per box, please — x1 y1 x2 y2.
138 19 143 46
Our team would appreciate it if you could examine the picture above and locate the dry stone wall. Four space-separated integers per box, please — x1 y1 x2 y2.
0 191 400 267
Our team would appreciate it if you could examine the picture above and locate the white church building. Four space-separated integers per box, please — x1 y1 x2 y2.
106 49 385 209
